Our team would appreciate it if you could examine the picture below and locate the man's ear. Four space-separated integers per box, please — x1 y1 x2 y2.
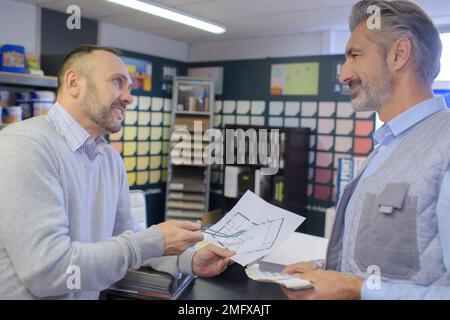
389 37 412 72
64 69 81 98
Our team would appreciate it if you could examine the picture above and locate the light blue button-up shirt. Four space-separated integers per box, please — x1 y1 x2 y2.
46 102 107 161
359 96 450 299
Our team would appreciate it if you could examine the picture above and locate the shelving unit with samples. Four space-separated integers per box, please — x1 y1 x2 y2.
164 76 215 221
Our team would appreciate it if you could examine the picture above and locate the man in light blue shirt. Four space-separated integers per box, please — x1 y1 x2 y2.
282 0 450 299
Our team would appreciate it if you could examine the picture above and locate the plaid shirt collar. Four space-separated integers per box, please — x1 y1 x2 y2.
46 102 107 160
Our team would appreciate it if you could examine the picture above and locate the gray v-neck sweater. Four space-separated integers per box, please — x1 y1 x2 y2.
0 117 193 299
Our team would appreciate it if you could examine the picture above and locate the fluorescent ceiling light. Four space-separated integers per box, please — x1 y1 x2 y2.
106 0 226 34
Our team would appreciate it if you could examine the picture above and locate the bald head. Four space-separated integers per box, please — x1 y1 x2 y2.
57 45 120 96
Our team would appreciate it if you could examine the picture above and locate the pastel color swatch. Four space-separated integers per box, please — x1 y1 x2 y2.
251 101 265 115
138 111 151 126
336 120 354 135
284 102 300 116
139 96 151 110
319 101 335 117
125 111 138 125
318 119 335 134
152 97 163 111
237 101 250 114
301 102 317 117
223 101 236 114
124 126 137 140
354 138 373 154
335 136 353 153
355 120 374 136
137 172 149 185
317 135 334 151
301 118 316 131
316 152 333 168
269 101 284 116
337 102 354 118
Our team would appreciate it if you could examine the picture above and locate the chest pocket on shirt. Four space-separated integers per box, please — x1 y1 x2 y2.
354 183 420 280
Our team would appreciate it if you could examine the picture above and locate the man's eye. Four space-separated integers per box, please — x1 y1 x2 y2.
113 78 122 86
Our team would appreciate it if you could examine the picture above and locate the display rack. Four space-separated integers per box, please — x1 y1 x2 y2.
164 76 215 221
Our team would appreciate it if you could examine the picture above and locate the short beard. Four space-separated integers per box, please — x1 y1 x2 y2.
81 80 121 134
350 61 392 112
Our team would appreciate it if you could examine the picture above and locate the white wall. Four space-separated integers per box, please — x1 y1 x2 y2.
189 30 350 62
0 0 39 55
330 30 351 54
98 22 190 62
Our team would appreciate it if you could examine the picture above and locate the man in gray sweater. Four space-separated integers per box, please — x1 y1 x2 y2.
0 45 234 299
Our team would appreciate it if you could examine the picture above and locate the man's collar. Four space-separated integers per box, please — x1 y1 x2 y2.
47 102 107 154
372 96 446 146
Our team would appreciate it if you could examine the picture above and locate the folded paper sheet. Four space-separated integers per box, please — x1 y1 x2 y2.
203 190 305 266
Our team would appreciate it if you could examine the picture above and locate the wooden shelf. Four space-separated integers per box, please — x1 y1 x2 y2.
167 201 205 210
0 71 57 88
166 210 204 219
168 192 205 202
169 183 206 193
170 160 207 167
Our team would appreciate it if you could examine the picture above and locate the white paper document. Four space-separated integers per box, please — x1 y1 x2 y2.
259 232 328 266
203 190 305 266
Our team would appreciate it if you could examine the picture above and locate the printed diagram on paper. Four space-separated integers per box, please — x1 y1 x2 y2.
203 191 305 266
204 211 284 254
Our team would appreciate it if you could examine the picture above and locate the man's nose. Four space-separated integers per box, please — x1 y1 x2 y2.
121 89 133 106
339 61 353 85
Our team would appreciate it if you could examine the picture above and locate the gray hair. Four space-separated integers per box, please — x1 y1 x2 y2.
349 0 442 86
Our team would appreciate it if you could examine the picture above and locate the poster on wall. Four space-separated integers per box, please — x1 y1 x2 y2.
120 56 152 92
270 62 319 96
188 66 224 95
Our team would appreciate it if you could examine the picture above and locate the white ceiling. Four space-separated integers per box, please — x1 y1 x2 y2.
14 0 450 44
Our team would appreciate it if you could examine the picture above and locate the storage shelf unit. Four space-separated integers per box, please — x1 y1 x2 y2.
0 71 57 89
165 76 215 221
0 72 57 130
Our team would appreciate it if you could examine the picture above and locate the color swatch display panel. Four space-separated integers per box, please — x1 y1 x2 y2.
109 94 171 188
215 99 376 207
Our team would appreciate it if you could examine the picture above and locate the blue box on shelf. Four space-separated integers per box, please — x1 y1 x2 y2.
0 44 27 73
